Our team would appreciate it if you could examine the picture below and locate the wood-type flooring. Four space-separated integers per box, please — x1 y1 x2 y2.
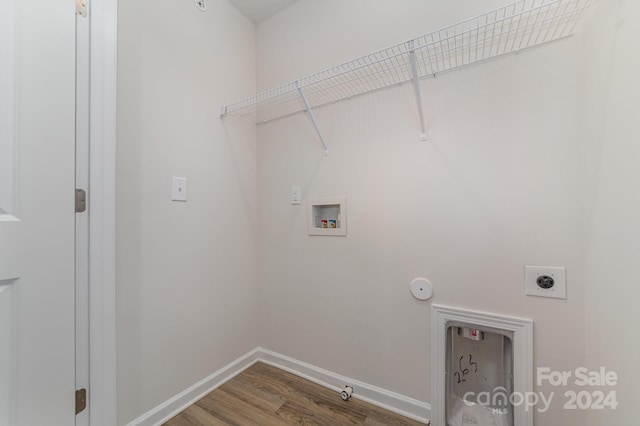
164 362 427 426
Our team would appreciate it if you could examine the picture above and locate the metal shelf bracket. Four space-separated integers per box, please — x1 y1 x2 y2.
296 81 329 156
408 40 428 141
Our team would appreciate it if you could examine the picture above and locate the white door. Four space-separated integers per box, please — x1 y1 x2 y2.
0 0 78 424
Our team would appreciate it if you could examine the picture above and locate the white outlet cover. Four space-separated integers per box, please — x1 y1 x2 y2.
524 265 566 299
410 277 433 301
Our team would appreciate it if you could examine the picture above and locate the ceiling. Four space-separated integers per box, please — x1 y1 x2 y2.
227 0 299 24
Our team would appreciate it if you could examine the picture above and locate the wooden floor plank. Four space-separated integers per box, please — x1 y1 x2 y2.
219 377 286 413
363 409 423 426
275 398 362 425
196 388 284 426
163 362 427 425
164 404 228 426
254 364 370 421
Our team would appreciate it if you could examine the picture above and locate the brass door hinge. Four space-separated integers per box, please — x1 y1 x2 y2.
76 0 88 17
75 189 87 213
76 388 87 415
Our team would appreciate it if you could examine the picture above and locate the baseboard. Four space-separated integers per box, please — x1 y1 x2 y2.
126 347 431 425
124 348 261 426
257 347 431 424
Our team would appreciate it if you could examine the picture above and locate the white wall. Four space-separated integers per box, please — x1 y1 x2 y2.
116 0 258 424
114 0 640 424
583 0 640 424
256 1 587 424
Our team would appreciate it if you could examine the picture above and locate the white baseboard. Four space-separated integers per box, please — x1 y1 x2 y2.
257 347 431 424
125 348 261 426
126 347 431 425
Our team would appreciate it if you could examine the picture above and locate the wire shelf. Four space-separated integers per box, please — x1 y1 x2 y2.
221 0 591 124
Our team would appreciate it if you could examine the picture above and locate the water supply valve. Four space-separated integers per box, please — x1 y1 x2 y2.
341 386 353 401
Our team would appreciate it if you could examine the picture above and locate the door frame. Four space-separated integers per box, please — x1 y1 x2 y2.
87 0 118 423
76 3 91 424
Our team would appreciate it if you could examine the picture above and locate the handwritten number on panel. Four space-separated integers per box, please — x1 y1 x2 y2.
455 354 479 384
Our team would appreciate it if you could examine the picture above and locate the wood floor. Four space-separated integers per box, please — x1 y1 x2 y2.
164 362 427 426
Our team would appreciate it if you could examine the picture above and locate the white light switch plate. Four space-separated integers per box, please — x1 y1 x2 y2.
291 186 301 205
525 265 566 299
172 177 188 202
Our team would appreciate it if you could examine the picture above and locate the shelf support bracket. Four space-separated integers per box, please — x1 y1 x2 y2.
296 82 329 156
408 40 428 141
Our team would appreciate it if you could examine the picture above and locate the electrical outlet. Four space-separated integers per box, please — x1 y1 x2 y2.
524 265 566 299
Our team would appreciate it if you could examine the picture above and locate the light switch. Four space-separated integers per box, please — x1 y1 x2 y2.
291 186 301 205
172 177 188 202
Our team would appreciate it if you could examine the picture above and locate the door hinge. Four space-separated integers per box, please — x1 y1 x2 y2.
75 388 87 415
75 188 87 213
76 0 88 17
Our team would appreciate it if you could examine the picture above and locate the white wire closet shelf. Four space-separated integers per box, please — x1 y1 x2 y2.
220 0 591 152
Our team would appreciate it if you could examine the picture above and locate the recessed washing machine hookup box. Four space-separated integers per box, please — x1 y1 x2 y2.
307 198 346 236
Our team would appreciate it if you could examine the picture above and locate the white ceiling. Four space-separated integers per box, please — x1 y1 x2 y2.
227 0 299 24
